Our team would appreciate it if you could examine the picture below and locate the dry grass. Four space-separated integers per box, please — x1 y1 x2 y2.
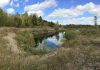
0 27 100 70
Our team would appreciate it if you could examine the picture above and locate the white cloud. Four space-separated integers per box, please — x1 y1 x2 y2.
45 17 100 25
0 0 10 8
7 8 15 14
66 17 94 25
25 0 57 11
24 0 57 16
28 10 44 16
48 8 82 18
48 2 100 18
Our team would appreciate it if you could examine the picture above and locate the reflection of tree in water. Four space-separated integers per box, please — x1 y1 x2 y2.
55 34 59 41
34 36 45 47
34 32 59 47
34 33 47 47
34 38 39 47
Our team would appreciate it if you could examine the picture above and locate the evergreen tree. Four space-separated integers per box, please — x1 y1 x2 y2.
31 14 37 26
94 16 97 27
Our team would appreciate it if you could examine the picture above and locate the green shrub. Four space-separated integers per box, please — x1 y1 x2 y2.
64 31 77 41
16 31 35 53
80 29 97 36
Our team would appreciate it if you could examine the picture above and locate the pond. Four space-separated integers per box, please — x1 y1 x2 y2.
34 32 65 50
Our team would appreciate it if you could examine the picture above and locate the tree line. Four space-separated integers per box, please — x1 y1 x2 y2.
64 16 98 28
0 8 57 27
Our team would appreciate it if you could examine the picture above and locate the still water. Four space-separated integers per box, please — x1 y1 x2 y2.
34 32 65 50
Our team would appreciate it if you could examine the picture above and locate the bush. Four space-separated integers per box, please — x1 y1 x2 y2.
64 31 77 41
16 31 35 53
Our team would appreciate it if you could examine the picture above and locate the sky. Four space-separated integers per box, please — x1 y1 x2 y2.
0 0 100 25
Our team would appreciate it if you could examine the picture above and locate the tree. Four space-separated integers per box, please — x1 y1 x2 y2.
0 8 8 26
37 16 43 26
6 15 15 27
94 16 97 27
48 21 55 27
14 15 22 27
21 12 31 27
31 14 37 26
0 8 57 27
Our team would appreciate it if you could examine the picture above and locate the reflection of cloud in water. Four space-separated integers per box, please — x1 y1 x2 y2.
47 33 63 46
36 39 47 49
59 33 64 39
47 38 61 46
36 32 64 50
47 40 59 48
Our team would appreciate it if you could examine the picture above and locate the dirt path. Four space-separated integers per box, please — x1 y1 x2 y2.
3 32 21 54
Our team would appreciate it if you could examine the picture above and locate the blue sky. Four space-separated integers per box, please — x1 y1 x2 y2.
0 0 100 25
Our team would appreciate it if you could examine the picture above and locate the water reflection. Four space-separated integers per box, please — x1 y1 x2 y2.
34 32 64 49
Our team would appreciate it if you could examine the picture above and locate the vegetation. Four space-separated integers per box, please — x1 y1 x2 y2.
16 31 35 53
0 28 100 70
0 8 58 28
64 30 77 41
0 25 100 70
80 29 98 36
16 30 50 55
94 16 97 27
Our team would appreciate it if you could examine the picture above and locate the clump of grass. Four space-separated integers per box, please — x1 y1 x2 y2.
16 31 35 53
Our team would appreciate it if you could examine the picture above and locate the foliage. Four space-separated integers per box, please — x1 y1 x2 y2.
0 8 57 27
16 31 35 53
0 28 100 70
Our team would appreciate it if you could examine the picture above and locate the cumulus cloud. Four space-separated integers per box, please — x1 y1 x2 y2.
0 0 10 8
7 8 15 14
28 10 44 16
24 0 57 16
48 8 82 18
25 0 57 11
48 2 100 18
